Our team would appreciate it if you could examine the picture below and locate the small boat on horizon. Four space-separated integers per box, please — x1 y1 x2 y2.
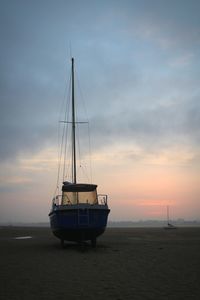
49 58 110 247
164 205 177 230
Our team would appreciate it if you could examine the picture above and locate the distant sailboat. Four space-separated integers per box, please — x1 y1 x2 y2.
164 205 176 229
49 58 110 247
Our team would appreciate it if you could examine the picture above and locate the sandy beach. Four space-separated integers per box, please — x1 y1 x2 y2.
0 226 200 300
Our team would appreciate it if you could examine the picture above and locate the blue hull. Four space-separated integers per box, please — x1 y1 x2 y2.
49 206 110 242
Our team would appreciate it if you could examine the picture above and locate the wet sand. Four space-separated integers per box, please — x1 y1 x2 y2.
0 226 200 300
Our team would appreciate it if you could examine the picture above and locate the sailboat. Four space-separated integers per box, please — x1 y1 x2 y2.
49 58 110 247
164 205 176 229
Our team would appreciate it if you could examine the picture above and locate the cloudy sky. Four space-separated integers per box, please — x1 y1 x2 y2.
1 0 200 223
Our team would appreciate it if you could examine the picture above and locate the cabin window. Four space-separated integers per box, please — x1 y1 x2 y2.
62 190 98 205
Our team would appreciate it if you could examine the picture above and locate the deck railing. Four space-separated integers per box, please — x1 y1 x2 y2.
52 195 62 206
52 194 108 206
97 194 108 205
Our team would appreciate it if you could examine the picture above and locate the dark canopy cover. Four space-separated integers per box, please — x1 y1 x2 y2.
62 182 97 192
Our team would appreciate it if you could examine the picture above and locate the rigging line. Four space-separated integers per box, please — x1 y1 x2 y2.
61 97 70 179
76 122 86 182
57 115 67 189
62 72 72 182
76 70 89 123
53 120 61 197
64 120 73 182
87 122 93 184
79 162 90 183
76 123 90 183
58 62 71 129
55 66 71 194
76 68 93 183
76 123 81 175
56 65 71 191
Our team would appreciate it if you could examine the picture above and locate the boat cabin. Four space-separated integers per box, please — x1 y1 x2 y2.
61 182 98 205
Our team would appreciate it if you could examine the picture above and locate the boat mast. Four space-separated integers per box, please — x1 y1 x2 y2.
167 205 169 225
71 57 77 184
